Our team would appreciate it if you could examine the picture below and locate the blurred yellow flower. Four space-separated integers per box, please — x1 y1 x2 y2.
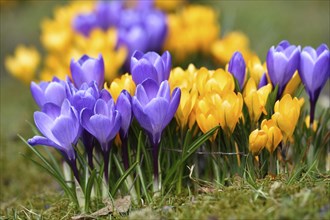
282 71 301 97
104 73 136 102
243 78 272 122
155 0 185 11
38 1 126 82
249 129 268 155
5 45 40 84
247 55 267 85
164 5 219 61
271 94 301 142
211 31 254 65
218 91 243 133
261 119 283 153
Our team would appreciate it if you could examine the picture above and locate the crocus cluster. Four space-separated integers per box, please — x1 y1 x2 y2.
28 51 180 188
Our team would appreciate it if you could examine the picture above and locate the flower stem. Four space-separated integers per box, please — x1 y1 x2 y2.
68 159 80 184
102 143 111 184
82 130 94 170
310 98 316 127
152 142 159 193
120 133 129 170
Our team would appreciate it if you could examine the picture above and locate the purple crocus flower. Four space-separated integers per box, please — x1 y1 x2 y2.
266 40 300 97
143 10 167 52
80 94 121 181
72 13 98 37
258 73 268 89
70 54 105 89
30 77 67 109
132 79 180 190
299 44 330 124
69 81 100 169
95 1 124 29
131 50 171 85
228 51 246 90
28 99 81 182
116 90 133 170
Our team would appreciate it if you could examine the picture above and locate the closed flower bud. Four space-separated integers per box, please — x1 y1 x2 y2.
249 129 268 155
261 119 283 153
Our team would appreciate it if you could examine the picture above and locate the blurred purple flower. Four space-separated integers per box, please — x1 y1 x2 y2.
95 1 124 29
70 54 105 89
266 40 300 97
228 51 246 90
131 50 171 85
30 77 68 109
299 44 330 124
72 13 98 37
28 99 81 181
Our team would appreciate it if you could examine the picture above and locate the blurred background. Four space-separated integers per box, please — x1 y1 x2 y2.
1 0 329 209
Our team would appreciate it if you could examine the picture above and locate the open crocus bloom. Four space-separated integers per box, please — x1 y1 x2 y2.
132 79 180 146
28 99 80 161
266 40 300 97
131 50 171 86
70 54 105 89
299 44 330 124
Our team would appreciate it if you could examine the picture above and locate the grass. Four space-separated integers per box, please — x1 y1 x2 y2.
0 1 329 219
1 174 329 219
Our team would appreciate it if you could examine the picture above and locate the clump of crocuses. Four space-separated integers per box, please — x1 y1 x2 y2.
28 51 181 192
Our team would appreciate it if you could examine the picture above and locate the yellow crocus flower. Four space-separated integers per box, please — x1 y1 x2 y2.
261 119 283 153
282 71 301 97
175 88 198 130
5 45 40 84
247 55 266 85
104 73 136 102
249 129 268 155
218 91 243 133
271 94 301 142
169 64 197 91
243 78 272 122
196 68 235 96
195 94 221 139
211 31 254 65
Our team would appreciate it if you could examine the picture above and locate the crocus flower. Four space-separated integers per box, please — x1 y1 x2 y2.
116 90 133 169
95 1 124 30
258 73 268 89
228 51 246 89
69 81 100 169
5 45 40 84
104 73 136 102
260 119 283 154
249 129 268 156
298 44 330 124
30 77 68 108
80 95 121 181
70 54 105 89
218 91 243 133
271 94 302 142
131 50 171 85
72 13 98 37
243 78 272 122
266 40 300 97
28 99 81 182
132 79 180 190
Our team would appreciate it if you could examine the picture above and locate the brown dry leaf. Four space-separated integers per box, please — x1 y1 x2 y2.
114 195 131 213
